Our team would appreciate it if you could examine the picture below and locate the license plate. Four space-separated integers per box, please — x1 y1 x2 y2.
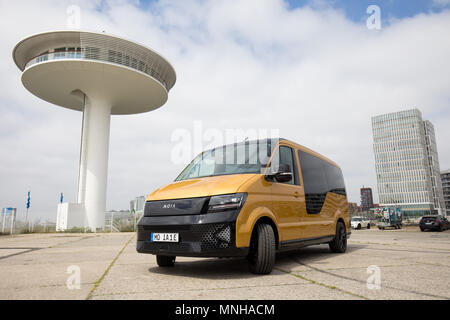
151 232 179 242
425 222 432 225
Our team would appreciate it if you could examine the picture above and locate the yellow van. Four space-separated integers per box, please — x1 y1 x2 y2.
137 138 350 274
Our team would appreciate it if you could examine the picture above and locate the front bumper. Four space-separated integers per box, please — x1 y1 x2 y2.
136 210 249 257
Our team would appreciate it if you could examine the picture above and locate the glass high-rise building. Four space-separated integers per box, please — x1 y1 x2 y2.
371 109 445 217
360 187 374 211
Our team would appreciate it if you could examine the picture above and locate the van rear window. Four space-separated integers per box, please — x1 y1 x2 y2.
298 150 346 214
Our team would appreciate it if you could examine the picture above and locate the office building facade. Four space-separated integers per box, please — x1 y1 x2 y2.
372 109 445 217
360 187 374 211
441 170 450 216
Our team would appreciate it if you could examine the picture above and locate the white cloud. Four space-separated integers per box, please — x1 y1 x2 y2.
1 0 450 222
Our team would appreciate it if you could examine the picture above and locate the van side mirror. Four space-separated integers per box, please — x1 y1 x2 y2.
266 163 293 183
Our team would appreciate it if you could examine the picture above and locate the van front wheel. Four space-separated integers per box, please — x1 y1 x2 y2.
248 223 276 274
329 222 347 253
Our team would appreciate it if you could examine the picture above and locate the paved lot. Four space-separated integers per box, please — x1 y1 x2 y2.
0 227 449 300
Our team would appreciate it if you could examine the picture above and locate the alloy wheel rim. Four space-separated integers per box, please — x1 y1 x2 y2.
340 226 347 250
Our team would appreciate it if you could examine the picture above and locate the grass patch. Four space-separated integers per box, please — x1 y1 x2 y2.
86 233 135 300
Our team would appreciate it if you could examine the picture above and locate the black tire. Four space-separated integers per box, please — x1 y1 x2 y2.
248 223 276 274
420 228 425 232
367 223 370 229
156 255 176 267
357 223 361 230
329 222 347 253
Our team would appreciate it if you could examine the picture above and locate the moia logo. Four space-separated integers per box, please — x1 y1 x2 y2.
163 204 176 209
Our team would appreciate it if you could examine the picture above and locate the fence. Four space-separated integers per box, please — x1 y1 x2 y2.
0 220 57 235
0 213 141 235
104 212 142 233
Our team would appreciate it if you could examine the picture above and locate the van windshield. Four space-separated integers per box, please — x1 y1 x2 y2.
175 140 274 181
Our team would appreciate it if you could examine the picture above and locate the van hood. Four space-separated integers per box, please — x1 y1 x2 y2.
147 174 258 201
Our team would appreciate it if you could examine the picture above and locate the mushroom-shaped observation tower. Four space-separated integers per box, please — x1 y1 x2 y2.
13 30 176 231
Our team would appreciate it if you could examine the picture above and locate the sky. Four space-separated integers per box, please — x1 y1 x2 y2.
0 0 449 223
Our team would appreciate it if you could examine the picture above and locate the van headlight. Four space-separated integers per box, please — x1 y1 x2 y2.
207 193 246 213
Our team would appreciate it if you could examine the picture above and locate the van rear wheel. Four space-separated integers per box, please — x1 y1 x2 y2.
329 221 347 253
156 255 176 267
248 223 276 274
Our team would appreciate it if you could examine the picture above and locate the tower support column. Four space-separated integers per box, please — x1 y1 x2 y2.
77 95 111 231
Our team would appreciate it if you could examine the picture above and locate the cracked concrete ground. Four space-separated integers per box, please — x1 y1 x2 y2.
0 227 449 300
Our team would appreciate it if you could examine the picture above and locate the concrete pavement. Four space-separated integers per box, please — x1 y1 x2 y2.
0 227 449 300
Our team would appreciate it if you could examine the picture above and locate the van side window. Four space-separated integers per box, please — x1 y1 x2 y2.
298 150 346 214
271 146 299 185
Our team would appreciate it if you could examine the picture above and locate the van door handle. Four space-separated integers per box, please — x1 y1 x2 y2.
294 191 300 198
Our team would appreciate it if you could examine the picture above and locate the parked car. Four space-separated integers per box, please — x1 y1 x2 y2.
419 215 450 232
351 216 370 229
137 138 351 274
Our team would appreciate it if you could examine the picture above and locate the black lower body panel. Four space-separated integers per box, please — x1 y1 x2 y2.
279 235 335 252
136 211 249 257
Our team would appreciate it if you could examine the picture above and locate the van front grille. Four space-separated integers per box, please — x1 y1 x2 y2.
138 222 234 252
